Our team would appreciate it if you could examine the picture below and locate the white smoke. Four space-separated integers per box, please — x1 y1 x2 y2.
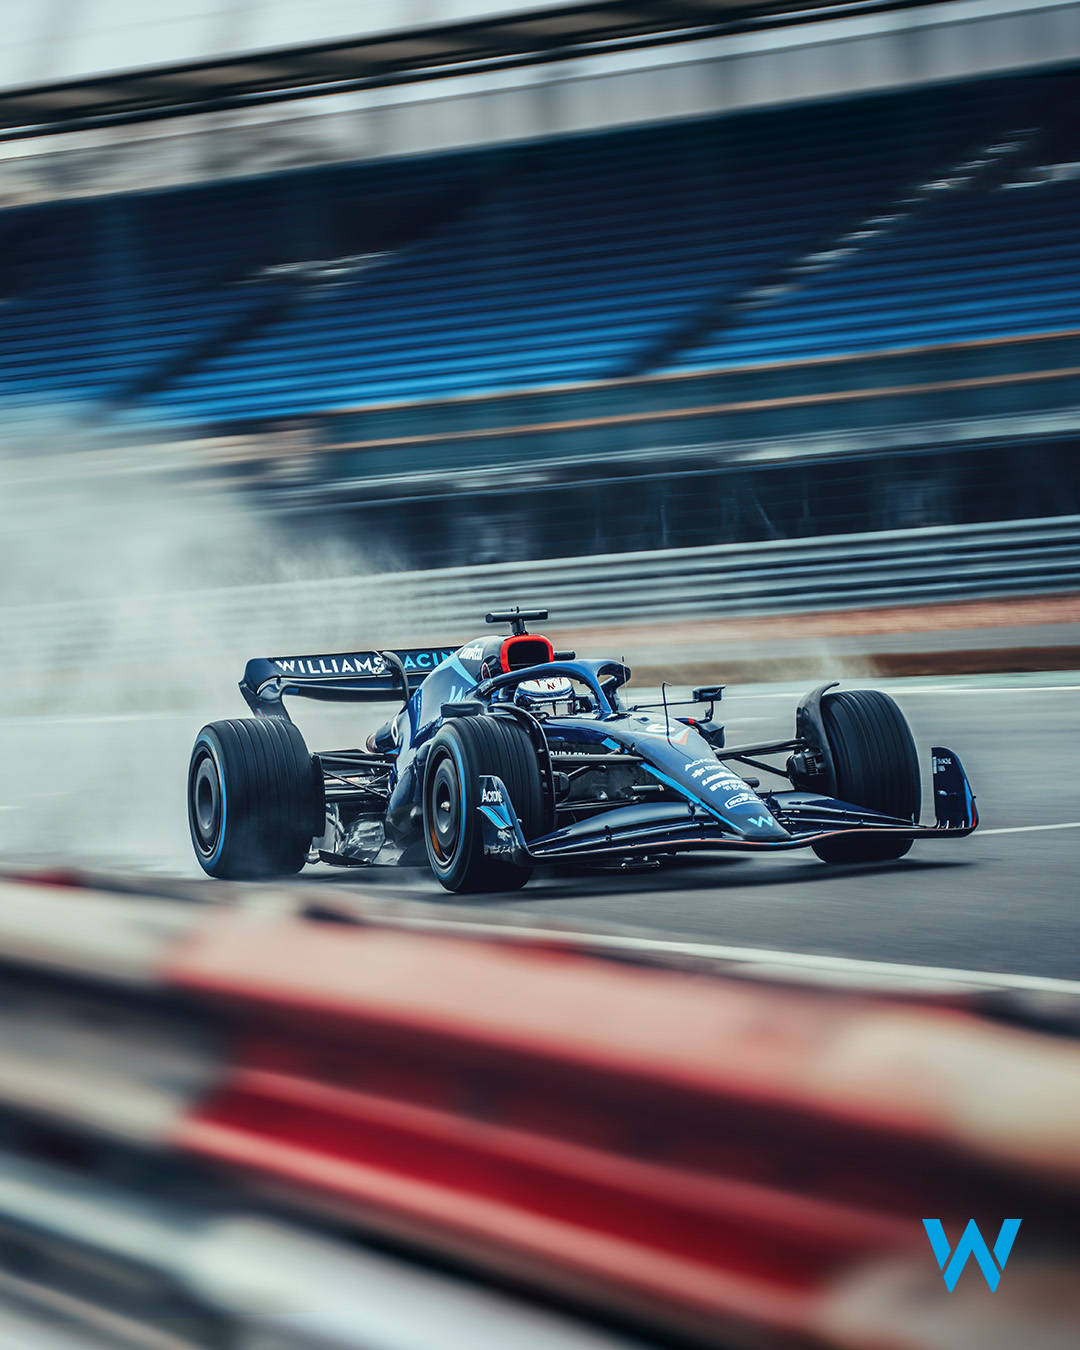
0 414 395 712
0 411 388 871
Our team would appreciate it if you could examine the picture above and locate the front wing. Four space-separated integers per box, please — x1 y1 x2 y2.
477 746 977 865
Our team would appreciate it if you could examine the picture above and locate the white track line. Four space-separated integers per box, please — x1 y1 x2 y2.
979 821 1080 836
888 685 1080 694
384 918 1080 996
744 685 1080 698
372 821 1080 995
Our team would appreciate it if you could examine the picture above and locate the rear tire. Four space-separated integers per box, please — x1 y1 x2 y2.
812 689 920 864
188 718 323 878
422 716 543 893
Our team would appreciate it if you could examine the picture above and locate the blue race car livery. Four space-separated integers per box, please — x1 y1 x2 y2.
187 608 976 891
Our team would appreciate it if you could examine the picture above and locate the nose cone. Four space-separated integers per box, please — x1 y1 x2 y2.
673 754 790 839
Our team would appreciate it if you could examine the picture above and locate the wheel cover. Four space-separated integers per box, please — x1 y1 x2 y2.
426 752 462 869
190 751 222 857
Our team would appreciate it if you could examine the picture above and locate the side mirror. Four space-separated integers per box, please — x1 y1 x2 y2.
692 686 725 703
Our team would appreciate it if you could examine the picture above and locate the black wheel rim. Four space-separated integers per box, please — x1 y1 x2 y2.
426 752 462 870
190 751 222 857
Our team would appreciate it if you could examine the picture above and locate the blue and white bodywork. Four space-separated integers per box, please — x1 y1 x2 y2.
211 608 977 889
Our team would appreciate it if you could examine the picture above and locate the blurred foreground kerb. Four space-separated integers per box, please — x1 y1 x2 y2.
0 870 1077 1347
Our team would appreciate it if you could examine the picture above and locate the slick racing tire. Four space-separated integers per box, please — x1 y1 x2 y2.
812 689 921 864
422 716 543 893
188 718 323 879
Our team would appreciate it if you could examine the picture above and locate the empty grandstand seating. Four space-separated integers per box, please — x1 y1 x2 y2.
665 177 1080 369
1 70 1078 434
0 154 491 410
141 101 930 422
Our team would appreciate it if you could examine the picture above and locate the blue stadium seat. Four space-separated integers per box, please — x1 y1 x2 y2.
1 76 1076 430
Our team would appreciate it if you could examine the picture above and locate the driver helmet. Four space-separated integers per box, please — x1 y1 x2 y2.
514 674 577 715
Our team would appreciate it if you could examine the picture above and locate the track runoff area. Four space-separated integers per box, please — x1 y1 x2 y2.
1 672 1078 991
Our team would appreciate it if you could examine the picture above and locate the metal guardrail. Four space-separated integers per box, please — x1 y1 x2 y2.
4 515 1079 675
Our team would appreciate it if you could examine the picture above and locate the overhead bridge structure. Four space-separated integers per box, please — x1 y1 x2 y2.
0 0 1001 140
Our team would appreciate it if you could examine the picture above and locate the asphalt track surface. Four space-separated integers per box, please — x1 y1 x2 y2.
1 673 1078 982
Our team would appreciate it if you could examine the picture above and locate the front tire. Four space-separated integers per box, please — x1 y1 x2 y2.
812 689 920 864
188 718 323 878
422 716 543 893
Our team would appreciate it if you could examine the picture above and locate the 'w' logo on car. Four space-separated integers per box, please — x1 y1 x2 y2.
922 1219 1021 1291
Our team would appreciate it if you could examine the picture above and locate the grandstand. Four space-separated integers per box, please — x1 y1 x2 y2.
3 70 1078 414
1 5 1078 566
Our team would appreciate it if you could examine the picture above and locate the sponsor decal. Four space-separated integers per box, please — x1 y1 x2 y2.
923 1220 1020 1292
457 644 485 661
747 814 775 829
686 760 745 793
724 792 759 809
481 786 503 805
399 648 456 671
632 718 692 745
271 648 456 678
274 653 387 677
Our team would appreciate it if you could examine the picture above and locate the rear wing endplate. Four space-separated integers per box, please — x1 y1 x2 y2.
240 646 458 716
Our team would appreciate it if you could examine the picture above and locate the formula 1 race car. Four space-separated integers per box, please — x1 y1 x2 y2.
187 609 977 891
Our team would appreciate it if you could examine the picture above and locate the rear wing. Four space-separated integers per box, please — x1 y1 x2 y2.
240 646 458 715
